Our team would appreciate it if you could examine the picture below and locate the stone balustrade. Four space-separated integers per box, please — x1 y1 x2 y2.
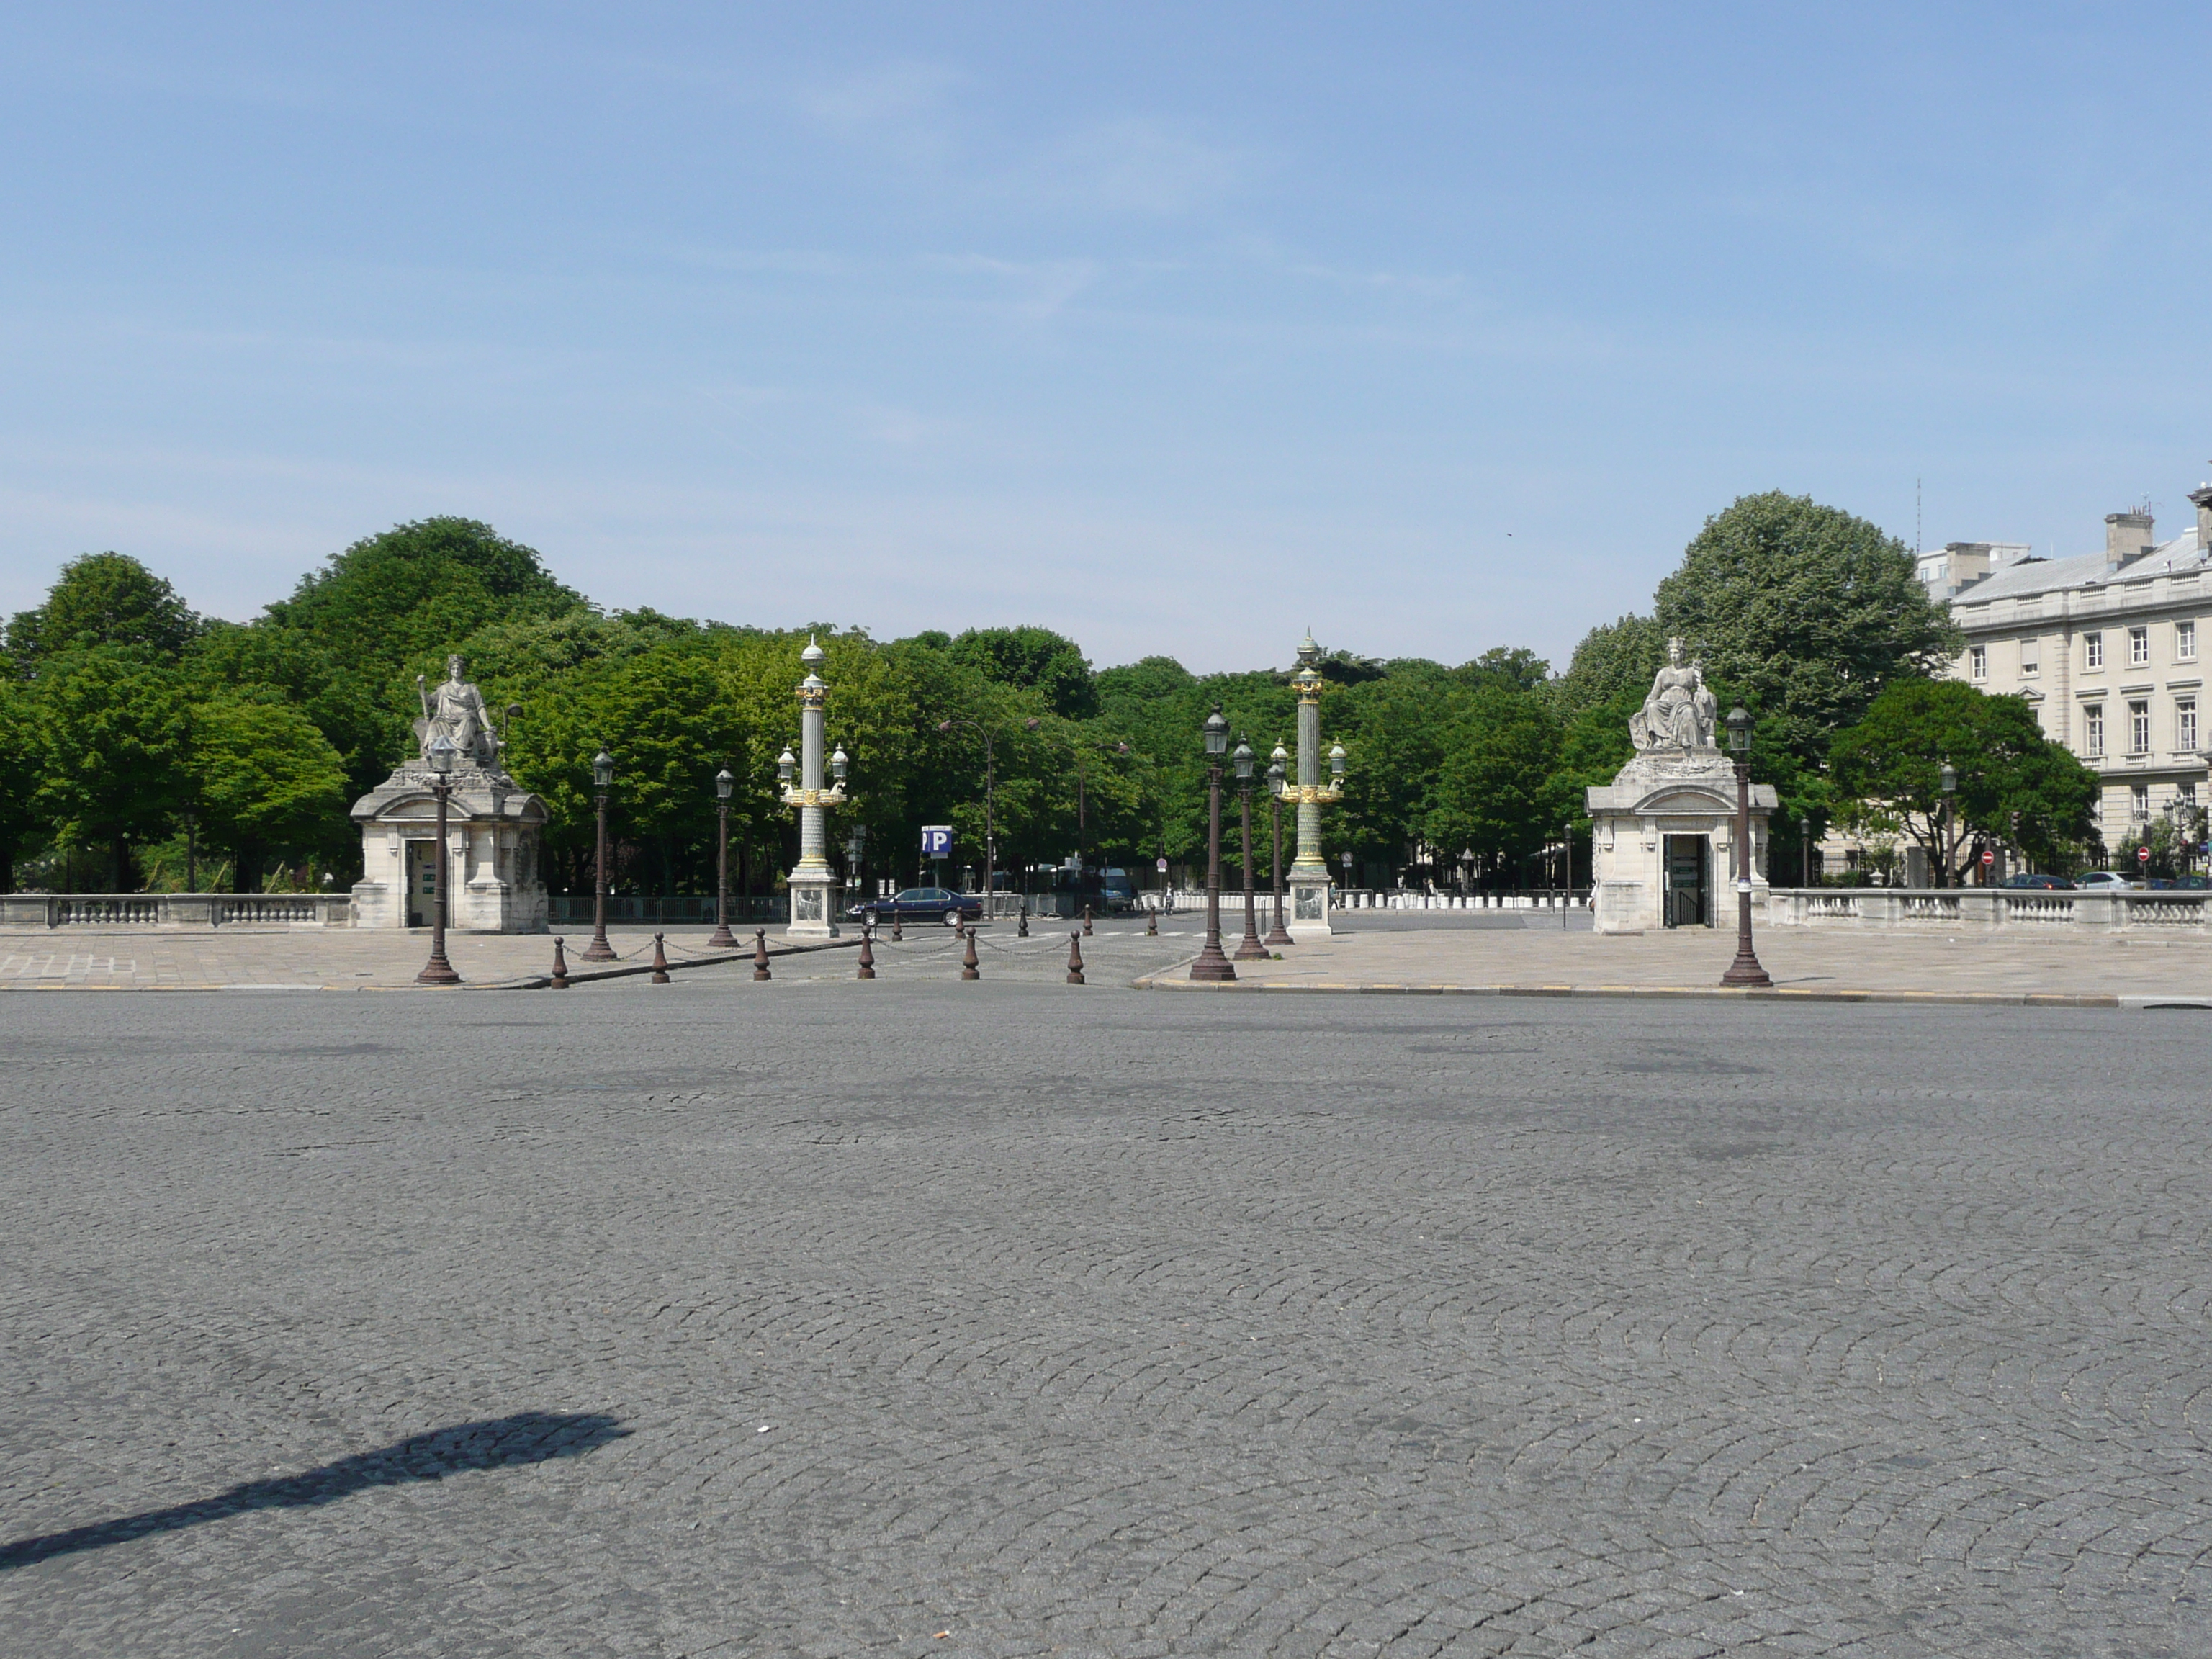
0 893 354 929
1763 887 2212 935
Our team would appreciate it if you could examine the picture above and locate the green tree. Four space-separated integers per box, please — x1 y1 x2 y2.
264 517 587 670
7 552 202 668
185 621 396 806
948 626 1097 719
185 696 350 891
1457 646 1550 696
31 647 190 887
1828 681 2098 882
1655 493 1959 764
1422 687 1563 875
0 678 42 891
1556 613 1665 716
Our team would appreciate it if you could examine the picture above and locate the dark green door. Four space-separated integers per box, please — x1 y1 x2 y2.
1664 835 1709 927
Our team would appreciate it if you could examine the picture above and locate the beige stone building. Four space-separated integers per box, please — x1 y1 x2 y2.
1922 486 2212 853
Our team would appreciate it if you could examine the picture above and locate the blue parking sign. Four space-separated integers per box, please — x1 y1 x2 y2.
920 825 953 858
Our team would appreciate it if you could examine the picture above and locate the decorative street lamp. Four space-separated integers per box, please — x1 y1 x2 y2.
780 639 848 937
937 716 998 920
1938 762 1958 889
1283 635 1348 938
845 822 868 911
414 734 462 985
581 746 617 961
709 765 737 948
1231 737 1267 961
1189 705 1236 981
1264 745 1293 946
1720 706 1772 988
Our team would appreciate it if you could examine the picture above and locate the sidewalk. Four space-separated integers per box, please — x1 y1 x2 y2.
1133 919 2212 1007
0 926 823 991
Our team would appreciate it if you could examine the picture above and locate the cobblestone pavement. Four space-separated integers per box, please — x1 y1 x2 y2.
4 985 2210 1656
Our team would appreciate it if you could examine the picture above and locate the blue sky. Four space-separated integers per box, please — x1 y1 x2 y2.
3 4 2207 673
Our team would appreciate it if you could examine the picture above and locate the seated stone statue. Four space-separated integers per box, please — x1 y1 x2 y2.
417 655 501 768
1629 639 1719 753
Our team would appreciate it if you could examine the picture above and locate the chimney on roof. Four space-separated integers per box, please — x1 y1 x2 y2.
2190 485 2212 551
1943 542 1995 588
2105 508 2154 570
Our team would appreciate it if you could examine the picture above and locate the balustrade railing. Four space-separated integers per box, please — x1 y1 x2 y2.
0 893 353 929
1764 887 2212 935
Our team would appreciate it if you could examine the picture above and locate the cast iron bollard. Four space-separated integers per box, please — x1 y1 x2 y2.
550 935 570 989
1017 904 1029 938
1082 904 1093 937
1066 932 1085 984
752 929 772 981
856 928 876 979
961 928 981 980
891 912 902 941
1146 907 1156 937
650 932 670 984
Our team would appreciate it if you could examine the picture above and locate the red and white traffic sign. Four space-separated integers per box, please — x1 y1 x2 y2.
1981 848 1995 866
2138 846 2152 863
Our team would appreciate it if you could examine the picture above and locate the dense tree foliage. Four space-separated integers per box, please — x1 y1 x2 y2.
1829 681 2098 881
6 552 202 667
3 486 1982 895
1655 493 1960 765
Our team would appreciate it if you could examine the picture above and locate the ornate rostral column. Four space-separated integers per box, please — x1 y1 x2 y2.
779 638 848 938
1284 634 1347 940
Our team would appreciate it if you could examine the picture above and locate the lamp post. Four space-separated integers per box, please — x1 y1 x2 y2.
708 766 737 947
415 734 462 985
780 639 848 937
1264 746 1293 946
937 716 997 920
1283 635 1348 938
1231 737 1267 961
1720 706 1772 988
845 823 868 912
1188 705 1236 981
1938 763 1958 888
582 746 617 961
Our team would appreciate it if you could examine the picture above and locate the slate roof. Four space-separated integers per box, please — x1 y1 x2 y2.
1955 529 2208 606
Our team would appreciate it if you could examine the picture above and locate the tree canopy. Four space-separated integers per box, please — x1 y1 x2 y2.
1655 493 1960 765
7 552 202 667
1829 681 2098 881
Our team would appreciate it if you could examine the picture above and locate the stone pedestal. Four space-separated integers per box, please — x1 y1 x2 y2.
350 765 548 933
1586 752 1774 935
1287 871 1334 941
786 868 842 938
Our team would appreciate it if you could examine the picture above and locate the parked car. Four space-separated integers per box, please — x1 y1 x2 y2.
2073 871 2139 891
849 886 982 926
1997 872 2073 890
2146 876 2210 889
1098 868 1140 913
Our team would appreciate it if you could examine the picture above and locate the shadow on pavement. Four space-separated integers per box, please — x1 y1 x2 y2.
0 1410 629 1570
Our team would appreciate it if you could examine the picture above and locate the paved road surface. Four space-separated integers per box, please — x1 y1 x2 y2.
3 983 2206 1655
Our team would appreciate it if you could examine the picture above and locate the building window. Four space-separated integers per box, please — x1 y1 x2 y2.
1969 644 1987 680
2085 632 2104 670
2133 783 2150 819
2182 700 2200 754
2020 637 2039 675
2180 620 2198 662
2130 626 2150 666
2130 701 2152 754
2085 704 2105 756
2182 782 2200 807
